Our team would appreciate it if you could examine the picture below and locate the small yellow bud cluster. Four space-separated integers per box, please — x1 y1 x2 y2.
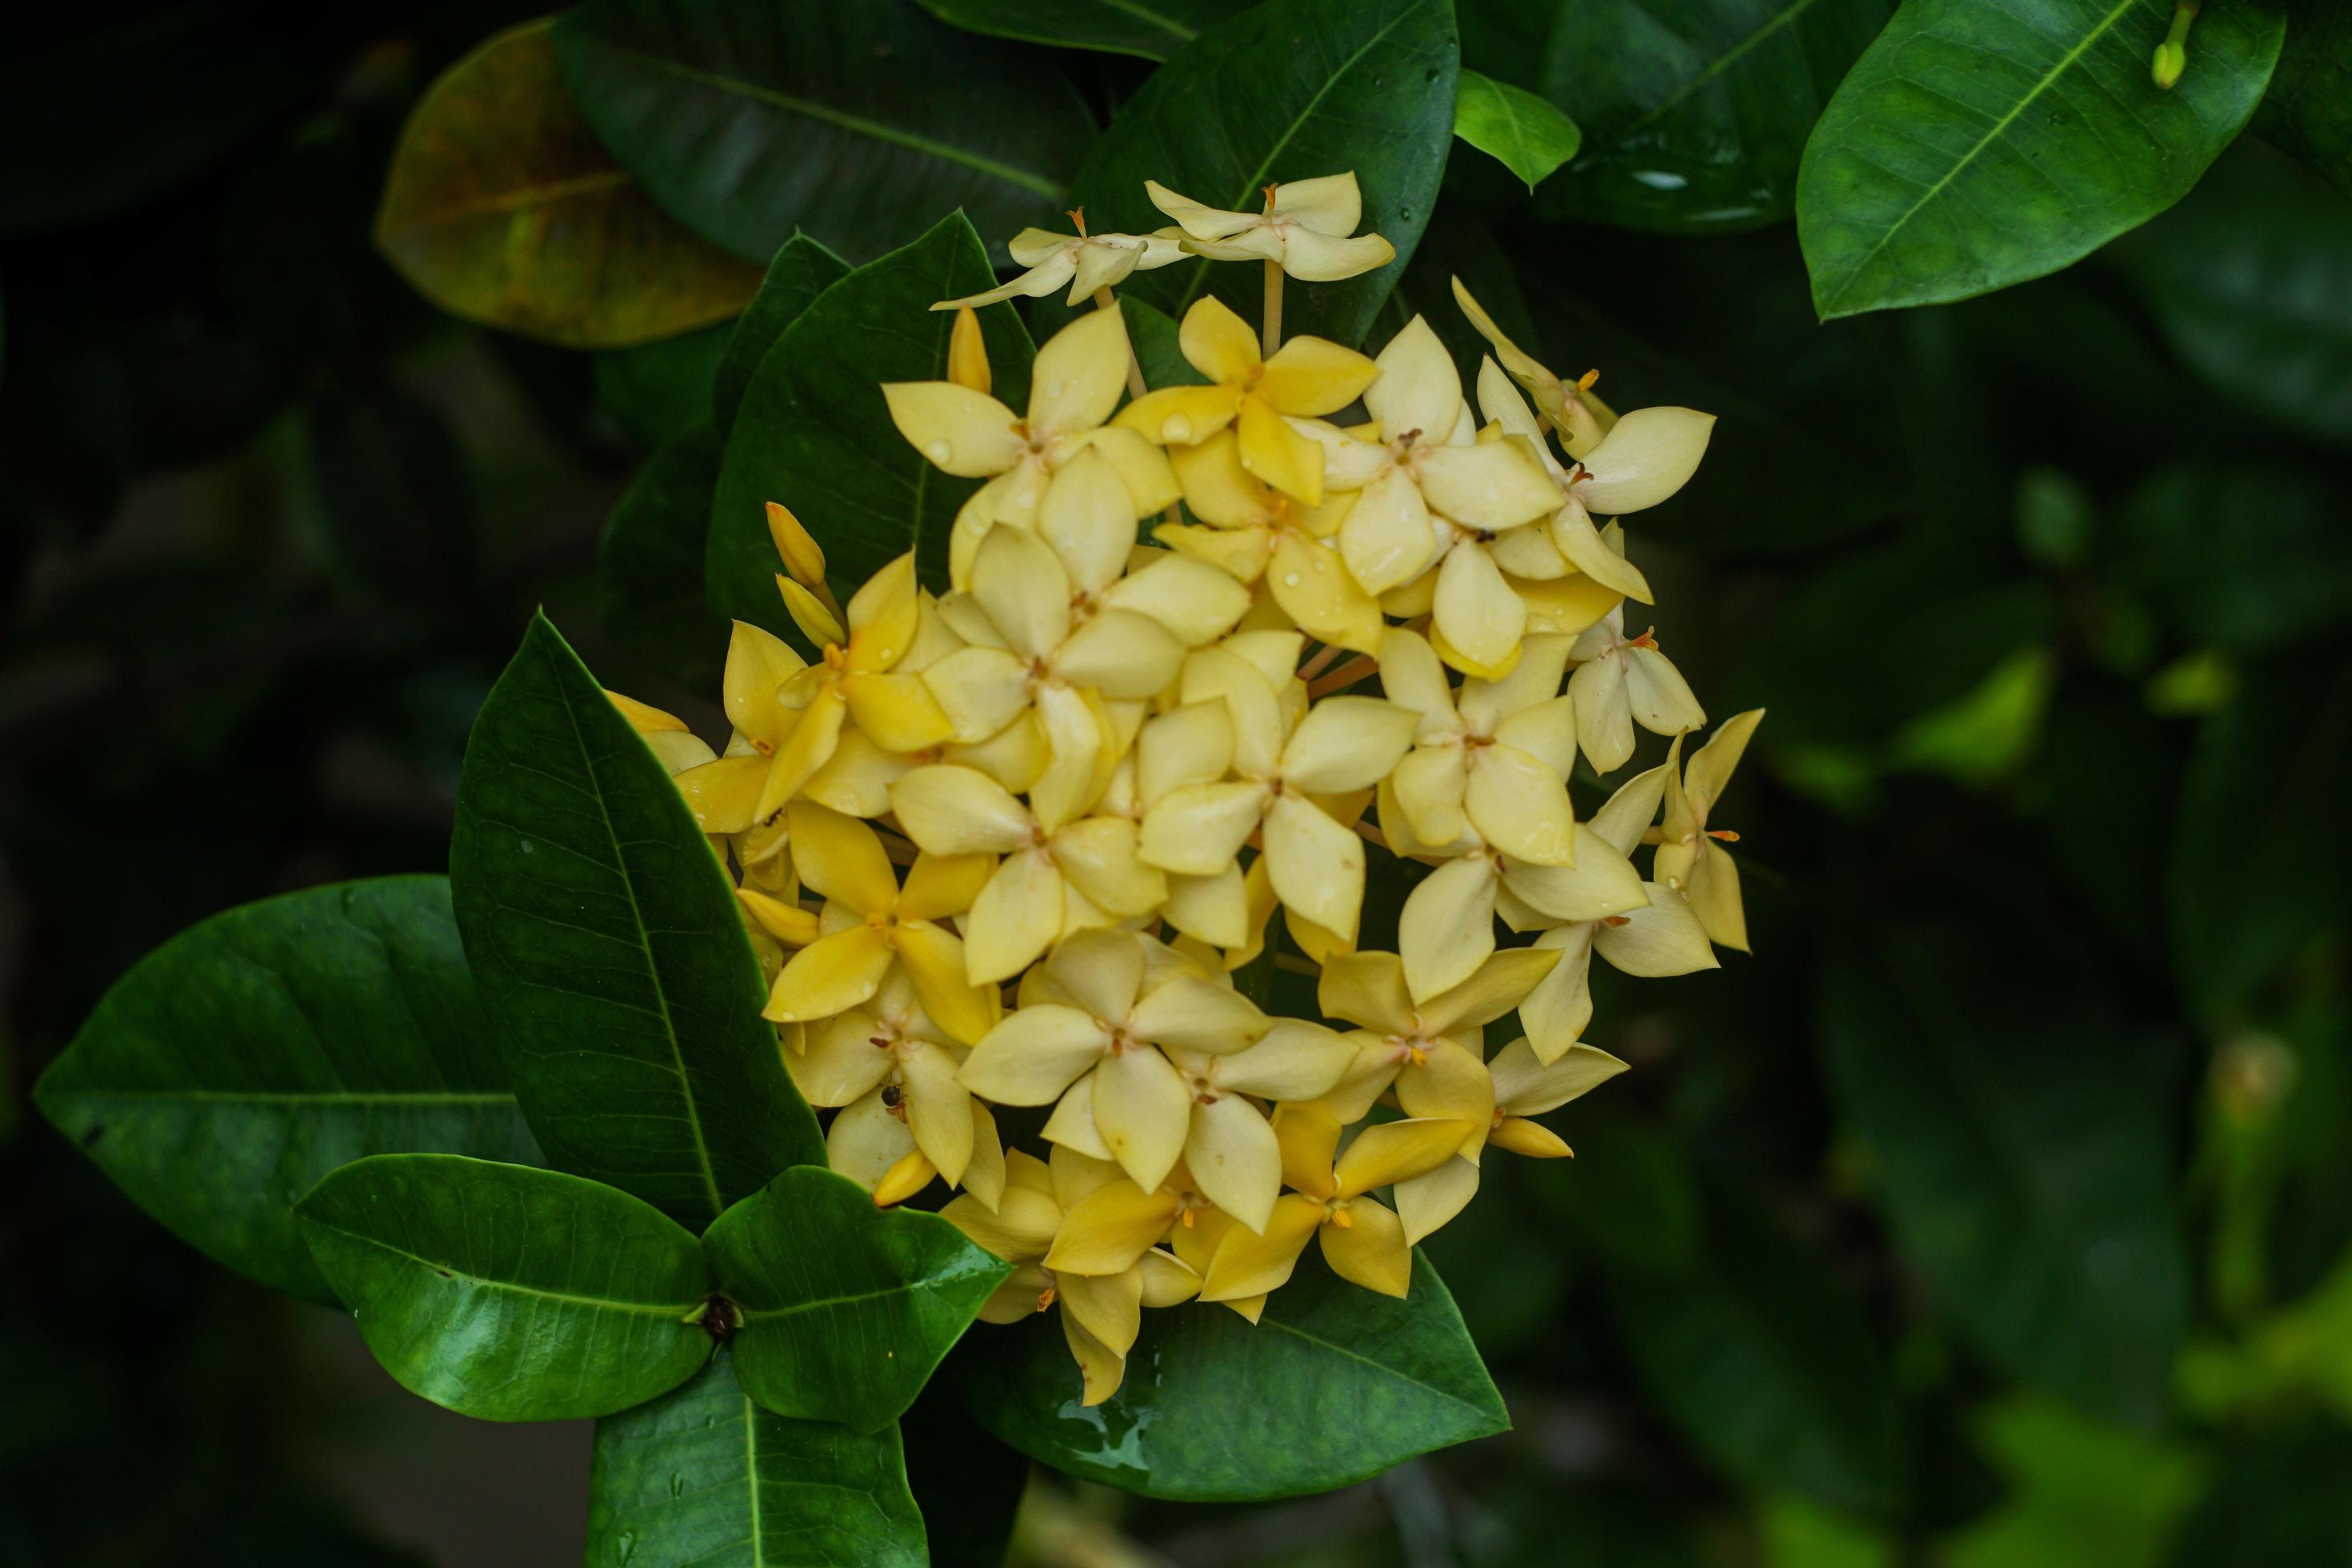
610 170 1762 1406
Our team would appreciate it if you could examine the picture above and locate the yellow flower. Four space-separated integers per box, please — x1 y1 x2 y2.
787 971 990 1193
942 1147 1201 1406
1138 636 1419 941
1290 317 1561 609
882 307 1180 585
1451 276 1618 458
1381 627 1579 866
1486 1035 1628 1156
1655 710 1765 954
1567 606 1707 775
754 801 998 1045
889 765 1167 983
1156 431 1382 653
821 1053 1006 1211
1146 172 1397 282
919 458 1246 828
934 222 1187 309
668 619 812 834
1115 294 1377 502
958 929 1270 1191
1198 1106 1470 1301
1514 763 1718 1062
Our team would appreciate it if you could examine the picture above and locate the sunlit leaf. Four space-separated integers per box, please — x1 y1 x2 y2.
1454 68 1582 190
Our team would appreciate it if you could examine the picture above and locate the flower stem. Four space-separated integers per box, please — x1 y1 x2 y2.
1261 260 1284 357
1094 286 1148 401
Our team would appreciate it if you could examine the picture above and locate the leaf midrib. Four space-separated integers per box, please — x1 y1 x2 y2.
1819 0 2144 305
545 641 729 1222
574 42 1065 199
306 1217 704 1317
1611 0 1834 140
1259 1311 1503 1425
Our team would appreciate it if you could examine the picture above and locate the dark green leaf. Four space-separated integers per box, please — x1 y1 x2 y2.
1122 297 1206 390
901 1374 1030 1568
1798 0 2286 319
963 1250 1507 1502
713 234 852 440
374 20 762 347
597 324 736 452
554 0 1097 266
703 1166 1011 1432
914 0 1252 59
34 878 540 1305
1454 68 1582 190
1065 0 1460 349
2108 459 2352 654
450 613 823 1228
2109 147 2352 449
601 421 730 694
2169 654 2352 1024
298 1154 714 1422
2254 2 2352 198
1533 0 1891 232
303 383 481 605
1825 917 2190 1426
1597 1169 1911 1515
1942 1395 2203 1567
706 212 1034 622
585 1349 927 1568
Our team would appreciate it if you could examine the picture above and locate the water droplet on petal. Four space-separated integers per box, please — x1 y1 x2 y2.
1282 572 1302 587
1165 416 1193 443
926 440 952 464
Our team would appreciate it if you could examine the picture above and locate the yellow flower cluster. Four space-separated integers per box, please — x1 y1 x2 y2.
609 171 1762 1406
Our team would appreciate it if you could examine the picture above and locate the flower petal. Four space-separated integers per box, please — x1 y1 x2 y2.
1093 1044 1191 1191
960 1003 1108 1105
1574 406 1714 514
1490 1034 1629 1115
1262 792 1367 941
890 764 1034 855
1044 1178 1182 1276
1199 1194 1324 1301
964 849 1066 984
1278 696 1420 794
1128 974 1268 1055
1398 853 1498 1003
883 382 1025 476
786 800 896 914
762 925 894 1024
1184 1095 1282 1233
1028 306 1132 440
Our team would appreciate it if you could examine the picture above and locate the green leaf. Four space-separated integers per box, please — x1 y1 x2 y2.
2254 2 2352 199
703 1166 1011 1432
1454 69 1582 190
1824 917 2190 1426
1531 0 1891 232
599 420 730 694
596 324 736 452
2108 148 2352 450
34 878 539 1305
2108 459 2352 654
298 1154 715 1422
302 383 481 605
1065 0 1461 349
374 20 762 348
450 612 823 1228
901 1377 1031 1568
1553 1118 1910 1514
962 1250 1507 1502
585 1349 927 1568
706 212 1033 622
554 0 1097 266
1941 1395 2203 1568
712 234 852 441
913 0 1253 60
2169 654 2352 1025
1797 0 2286 320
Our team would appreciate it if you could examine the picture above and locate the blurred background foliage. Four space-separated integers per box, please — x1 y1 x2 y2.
3 0 2349 1564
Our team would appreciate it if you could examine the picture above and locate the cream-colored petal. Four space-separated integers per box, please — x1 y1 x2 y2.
1518 924 1596 1064
1276 227 1396 282
1419 946 1563 1034
1136 700 1235 806
963 849 1066 984
1027 681 1110 836
1390 743 1470 849
1176 293 1261 385
1199 1194 1324 1301
1396 1038 1496 1151
1258 334 1381 418
1684 838 1749 953
1053 608 1186 698
1465 744 1576 867
1623 645 1709 737
1038 446 1136 595
901 1040 975 1185
1686 708 1764 819
883 382 1025 476
1050 816 1167 918
1490 1034 1629 1115
890 764 1034 855
1262 792 1366 941
762 925 894 1024
1162 866 1249 949
1568 653 1635 775
1574 406 1714 514
1236 392 1326 505
1502 828 1648 923
1431 542 1527 674
1117 382 1242 448
1418 439 1562 530
942 1185 1060 1262
1092 1044 1191 1192
1028 305 1132 440
1183 1095 1281 1233
1138 780 1268 876
1102 555 1253 648
1057 1267 1144 1359
1041 1070 1114 1160
960 1003 1109 1105
1550 496 1653 603
1338 469 1437 596
918 648 1032 746
1334 1117 1472 1197
1316 950 1415 1034
1180 646 1288 778
1213 1018 1357 1101
1594 883 1720 976
1128 974 1268 1055
1272 172 1364 235
1135 1247 1201 1308
1490 697 1578 782
786 800 897 914
970 523 1071 661
1044 1178 1181 1276
1266 531 1382 654
1399 852 1499 1002
1393 1156 1480 1246
1278 695 1420 794
1364 316 1462 443
894 922 998 1047
826 1090 916 1193
1045 926 1146 1022
786 1014 894 1106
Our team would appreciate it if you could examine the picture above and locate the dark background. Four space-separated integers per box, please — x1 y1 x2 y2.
5 2 2350 1565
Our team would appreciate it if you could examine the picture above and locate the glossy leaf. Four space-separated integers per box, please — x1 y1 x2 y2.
1825 918 2190 1426
913 0 1252 59
585 1350 927 1568
1797 0 2286 319
2254 3 2352 199
597 324 735 451
963 1250 1507 1502
554 0 1096 266
713 234 851 440
1454 69 1582 190
600 420 730 694
703 1166 1011 1432
2109 148 2352 449
34 878 540 1305
1534 0 1891 232
706 212 1033 623
298 1154 715 1422
2109 460 2352 654
1064 0 1460 349
450 612 823 1228
374 20 761 348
